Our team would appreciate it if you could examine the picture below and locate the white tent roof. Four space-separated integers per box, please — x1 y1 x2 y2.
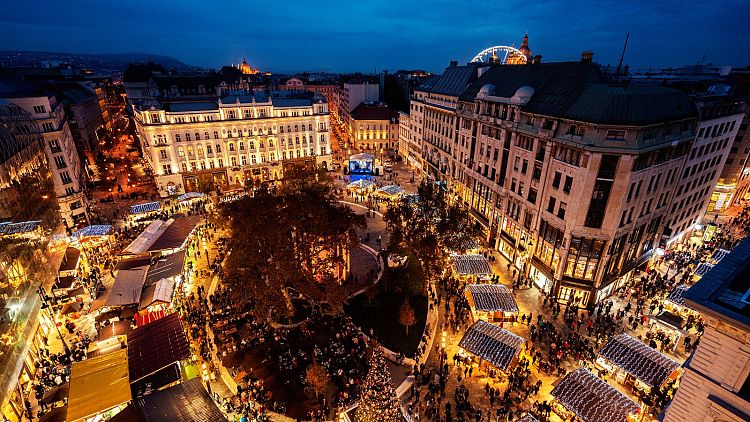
123 219 171 254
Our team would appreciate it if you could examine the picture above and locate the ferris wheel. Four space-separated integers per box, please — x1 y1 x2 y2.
470 46 528 64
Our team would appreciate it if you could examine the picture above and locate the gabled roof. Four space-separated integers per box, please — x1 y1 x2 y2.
105 266 149 307
551 368 640 422
598 333 680 388
147 215 201 252
127 313 190 382
139 278 177 310
458 320 524 371
451 254 492 275
145 249 186 286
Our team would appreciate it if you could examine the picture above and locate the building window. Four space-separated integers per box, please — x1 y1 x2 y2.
563 176 573 194
547 197 556 213
216 144 222 153
60 171 72 185
65 187 75 196
552 171 561 189
33 105 46 113
195 132 201 140
565 237 605 280
229 143 235 152
214 131 219 139
175 134 181 142
528 188 537 204
160 150 168 160
185 133 191 141
605 130 627 141
557 202 566 219
54 156 67 169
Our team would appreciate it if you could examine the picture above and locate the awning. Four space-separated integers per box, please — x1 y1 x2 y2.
465 284 518 313
452 254 492 275
347 179 375 190
598 333 680 388
177 192 205 202
97 320 134 342
127 313 190 382
665 284 691 306
72 225 112 239
67 348 131 421
130 201 161 215
0 220 40 236
105 266 149 307
459 320 524 371
551 368 640 422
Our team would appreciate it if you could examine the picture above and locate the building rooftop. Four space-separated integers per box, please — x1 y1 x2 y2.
460 61 697 126
683 236 750 330
598 333 680 388
421 64 481 97
551 367 640 422
350 103 397 121
458 320 524 371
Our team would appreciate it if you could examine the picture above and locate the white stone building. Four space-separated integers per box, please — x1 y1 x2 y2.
132 91 332 196
0 77 88 227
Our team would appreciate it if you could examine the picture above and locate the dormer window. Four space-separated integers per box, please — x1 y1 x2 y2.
605 130 627 141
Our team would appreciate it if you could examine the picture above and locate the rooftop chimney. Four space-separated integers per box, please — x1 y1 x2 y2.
581 51 594 63
449 60 458 67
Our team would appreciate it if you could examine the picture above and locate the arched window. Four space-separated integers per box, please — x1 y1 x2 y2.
185 133 191 141
206 145 213 154
280 126 285 133
178 147 185 157
229 143 235 152
204 131 210 140
295 137 299 145
302 135 306 144
195 132 201 140
216 144 222 153
175 134 181 142
231 156 237 166
308 124 312 131
239 142 245 151
213 131 219 139
287 125 291 133
294 125 298 132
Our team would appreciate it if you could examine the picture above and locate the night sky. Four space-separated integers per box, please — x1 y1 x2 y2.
1 0 748 73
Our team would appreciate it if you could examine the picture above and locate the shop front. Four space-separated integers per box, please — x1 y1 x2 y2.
555 278 593 308
530 258 554 294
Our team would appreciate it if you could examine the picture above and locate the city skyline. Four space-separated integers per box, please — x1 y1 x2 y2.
1 0 749 73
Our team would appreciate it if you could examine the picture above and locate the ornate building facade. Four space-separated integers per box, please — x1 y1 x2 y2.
132 91 332 196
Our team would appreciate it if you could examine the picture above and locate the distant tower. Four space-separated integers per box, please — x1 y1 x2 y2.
518 32 532 60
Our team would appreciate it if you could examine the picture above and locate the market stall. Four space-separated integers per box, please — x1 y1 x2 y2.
458 320 524 374
693 262 714 278
346 179 375 192
109 378 225 422
104 265 149 308
67 348 132 422
550 367 641 422
710 248 730 263
177 191 205 203
597 333 681 394
648 311 685 352
465 284 519 324
451 254 492 277
664 284 695 316
127 313 191 396
375 184 405 200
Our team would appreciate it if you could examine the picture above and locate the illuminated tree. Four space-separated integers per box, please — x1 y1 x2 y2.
355 346 401 422
306 361 330 399
399 299 416 336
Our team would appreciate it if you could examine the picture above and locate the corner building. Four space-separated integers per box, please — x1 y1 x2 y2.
132 91 332 196
452 60 698 307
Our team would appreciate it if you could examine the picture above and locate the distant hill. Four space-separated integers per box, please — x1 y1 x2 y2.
0 50 199 76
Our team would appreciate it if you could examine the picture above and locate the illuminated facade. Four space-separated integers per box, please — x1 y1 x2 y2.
0 101 62 422
433 59 702 307
0 78 88 227
349 103 398 153
132 91 332 196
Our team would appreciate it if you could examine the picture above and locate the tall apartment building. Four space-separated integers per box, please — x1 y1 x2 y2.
664 236 750 422
413 63 485 189
674 97 743 225
349 103 398 153
443 59 702 307
132 90 332 197
397 111 414 165
0 77 88 228
717 68 750 208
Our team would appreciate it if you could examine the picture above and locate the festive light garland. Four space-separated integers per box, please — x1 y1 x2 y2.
355 347 402 422
466 284 519 313
598 333 680 388
451 254 492 275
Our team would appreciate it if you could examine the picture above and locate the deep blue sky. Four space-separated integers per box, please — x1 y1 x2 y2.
1 0 748 73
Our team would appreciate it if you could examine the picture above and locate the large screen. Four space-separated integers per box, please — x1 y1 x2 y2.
349 158 374 174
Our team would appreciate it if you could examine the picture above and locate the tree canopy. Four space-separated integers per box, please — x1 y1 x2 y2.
384 181 473 284
220 168 366 318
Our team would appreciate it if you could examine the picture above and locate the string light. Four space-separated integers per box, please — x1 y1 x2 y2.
355 347 401 422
